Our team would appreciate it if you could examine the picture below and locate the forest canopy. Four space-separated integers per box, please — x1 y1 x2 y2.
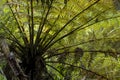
0 0 120 80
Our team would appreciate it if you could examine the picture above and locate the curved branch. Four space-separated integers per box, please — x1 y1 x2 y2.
7 0 28 46
46 64 64 77
45 48 120 59
46 61 109 80
55 37 120 51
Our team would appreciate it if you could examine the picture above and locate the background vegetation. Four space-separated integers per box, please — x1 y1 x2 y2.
0 0 120 80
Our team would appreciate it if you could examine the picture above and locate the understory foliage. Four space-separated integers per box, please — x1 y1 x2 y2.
0 0 120 80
